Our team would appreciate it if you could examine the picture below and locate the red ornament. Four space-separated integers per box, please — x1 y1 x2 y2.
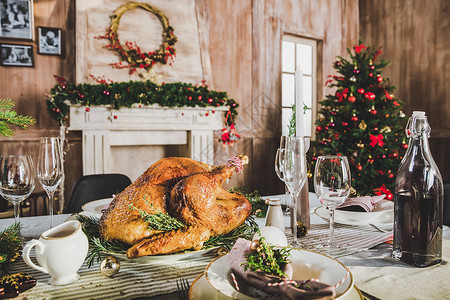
365 92 375 100
188 96 192 100
348 95 356 103
370 109 377 115
369 65 375 70
369 73 373 77
113 115 118 119
370 134 385 147
86 107 90 112
357 165 363 171
205 113 209 116
198 96 202 100
208 98 213 103
342 122 348 126
386 193 393 200
316 126 323 132
351 116 358 122
377 76 383 83
357 88 365 94
138 103 142 108
402 143 408 149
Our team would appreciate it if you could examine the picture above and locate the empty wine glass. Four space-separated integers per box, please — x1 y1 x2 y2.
0 155 35 224
37 137 63 228
314 155 351 254
283 136 307 246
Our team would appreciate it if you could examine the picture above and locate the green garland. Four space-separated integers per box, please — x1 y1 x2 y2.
0 223 22 277
47 76 239 127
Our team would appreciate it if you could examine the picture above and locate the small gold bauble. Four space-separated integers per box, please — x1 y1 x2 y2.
381 126 391 133
100 256 120 277
250 240 260 251
358 120 367 130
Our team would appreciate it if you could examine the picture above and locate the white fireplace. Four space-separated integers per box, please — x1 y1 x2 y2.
68 105 226 180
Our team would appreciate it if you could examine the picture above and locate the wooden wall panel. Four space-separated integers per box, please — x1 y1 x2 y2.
0 0 80 212
205 0 359 195
359 0 450 181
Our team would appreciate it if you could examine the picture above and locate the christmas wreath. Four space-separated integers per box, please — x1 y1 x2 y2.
97 2 177 75
47 76 240 145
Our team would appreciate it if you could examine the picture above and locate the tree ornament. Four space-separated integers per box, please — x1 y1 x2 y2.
349 76 356 82
316 126 323 133
364 92 375 100
348 95 356 103
113 115 118 119
353 68 360 74
369 64 375 70
380 126 392 133
100 256 120 277
85 107 90 112
357 142 365 148
358 120 367 130
357 88 365 94
399 111 406 118
369 134 385 147
342 121 348 126
370 108 377 115
369 73 373 77
357 165 363 171
402 143 408 149
377 75 383 83
250 239 260 251
334 61 341 67
351 115 358 122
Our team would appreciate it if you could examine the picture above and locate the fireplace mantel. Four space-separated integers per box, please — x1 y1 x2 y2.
68 105 227 176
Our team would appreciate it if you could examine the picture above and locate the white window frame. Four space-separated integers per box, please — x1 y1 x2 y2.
281 36 317 138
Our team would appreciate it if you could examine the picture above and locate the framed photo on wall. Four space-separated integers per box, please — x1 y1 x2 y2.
0 43 33 66
38 27 62 55
0 0 34 40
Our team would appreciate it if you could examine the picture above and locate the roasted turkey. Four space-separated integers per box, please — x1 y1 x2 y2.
99 155 251 258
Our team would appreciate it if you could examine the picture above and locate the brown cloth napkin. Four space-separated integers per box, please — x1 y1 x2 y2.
229 238 336 300
337 195 386 212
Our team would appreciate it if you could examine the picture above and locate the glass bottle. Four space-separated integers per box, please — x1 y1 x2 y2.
392 111 444 267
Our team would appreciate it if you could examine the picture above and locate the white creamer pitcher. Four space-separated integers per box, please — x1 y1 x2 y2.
22 220 89 285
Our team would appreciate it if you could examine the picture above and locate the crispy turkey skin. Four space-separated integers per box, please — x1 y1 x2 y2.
99 156 251 258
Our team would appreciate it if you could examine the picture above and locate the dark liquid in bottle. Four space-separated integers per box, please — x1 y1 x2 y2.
393 192 442 267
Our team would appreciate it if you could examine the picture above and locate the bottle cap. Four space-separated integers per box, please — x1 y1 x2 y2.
265 198 281 206
412 111 426 117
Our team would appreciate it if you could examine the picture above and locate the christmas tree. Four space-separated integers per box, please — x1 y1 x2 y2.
309 43 407 198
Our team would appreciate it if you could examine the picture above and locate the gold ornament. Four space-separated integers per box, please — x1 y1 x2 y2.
114 93 121 100
100 256 120 277
357 142 365 148
381 126 392 133
250 240 261 251
359 120 367 130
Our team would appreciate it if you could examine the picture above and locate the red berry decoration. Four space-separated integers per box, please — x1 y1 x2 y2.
357 165 363 171
342 122 348 126
348 95 356 103
316 126 323 132
351 116 358 122
369 73 373 77
365 92 375 100
370 109 377 115
357 88 365 94
113 115 118 119
377 76 383 83
402 143 408 149
86 107 90 112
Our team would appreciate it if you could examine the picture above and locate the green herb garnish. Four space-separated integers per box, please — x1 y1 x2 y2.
128 203 185 231
241 237 291 278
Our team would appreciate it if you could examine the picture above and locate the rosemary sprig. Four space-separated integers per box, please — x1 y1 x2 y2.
203 217 259 251
241 237 291 278
128 203 185 231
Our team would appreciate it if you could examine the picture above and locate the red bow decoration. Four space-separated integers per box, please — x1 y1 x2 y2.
384 89 392 100
373 47 382 61
336 88 348 102
354 44 367 54
374 184 393 200
369 134 385 147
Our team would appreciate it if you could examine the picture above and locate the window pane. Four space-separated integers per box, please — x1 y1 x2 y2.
282 107 293 136
296 44 312 75
282 41 295 73
303 76 312 108
282 73 295 107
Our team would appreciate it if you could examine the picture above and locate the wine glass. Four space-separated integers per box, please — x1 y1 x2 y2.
0 155 35 224
37 137 63 228
283 136 308 246
314 155 351 254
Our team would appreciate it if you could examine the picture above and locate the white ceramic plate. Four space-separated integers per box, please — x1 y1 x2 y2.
205 248 354 299
315 201 394 226
107 247 218 264
190 273 363 300
81 198 113 216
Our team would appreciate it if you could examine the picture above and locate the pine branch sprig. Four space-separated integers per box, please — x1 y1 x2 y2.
0 223 23 276
0 98 36 137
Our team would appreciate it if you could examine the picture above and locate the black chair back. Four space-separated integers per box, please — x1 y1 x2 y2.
66 173 132 213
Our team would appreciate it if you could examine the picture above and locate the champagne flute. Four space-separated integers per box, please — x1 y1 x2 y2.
314 156 351 253
0 155 35 224
37 137 63 228
283 136 307 246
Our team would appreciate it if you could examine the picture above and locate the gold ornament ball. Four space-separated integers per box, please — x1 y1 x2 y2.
100 256 120 277
358 120 367 130
250 239 260 251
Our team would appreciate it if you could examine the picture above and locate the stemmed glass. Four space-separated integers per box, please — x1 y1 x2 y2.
0 155 35 224
274 136 290 214
37 137 63 228
314 155 351 254
283 136 308 246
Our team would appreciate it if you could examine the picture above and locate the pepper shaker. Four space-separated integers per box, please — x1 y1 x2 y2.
265 198 284 232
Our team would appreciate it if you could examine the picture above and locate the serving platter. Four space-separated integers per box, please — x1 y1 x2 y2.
81 198 113 216
205 248 354 299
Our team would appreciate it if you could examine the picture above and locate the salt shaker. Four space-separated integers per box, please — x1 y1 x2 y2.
265 199 284 232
